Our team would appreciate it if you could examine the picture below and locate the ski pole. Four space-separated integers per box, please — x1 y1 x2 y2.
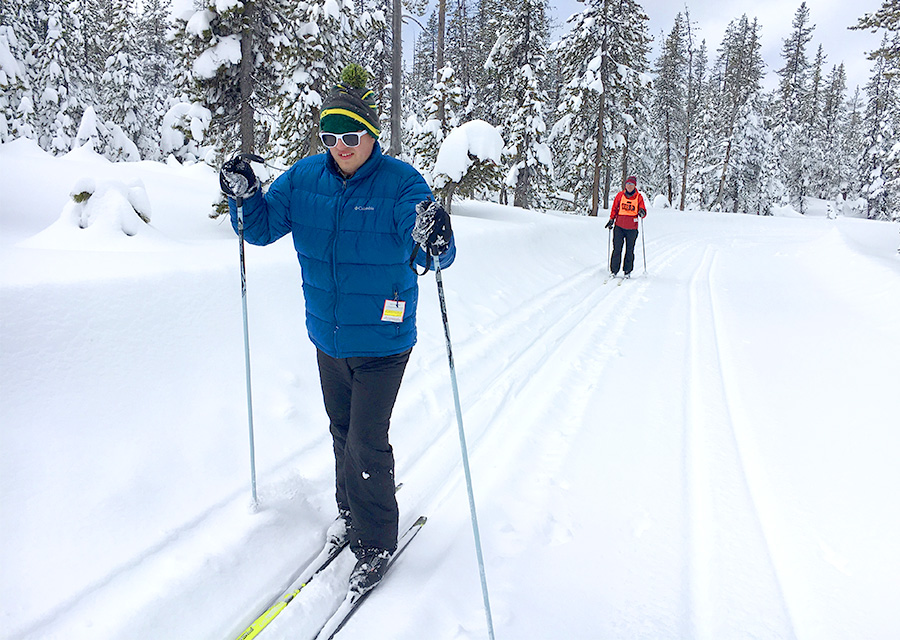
607 224 612 274
640 215 647 275
432 251 496 640
236 194 259 509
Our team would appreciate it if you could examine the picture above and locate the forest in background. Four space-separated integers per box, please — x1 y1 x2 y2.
1 0 898 220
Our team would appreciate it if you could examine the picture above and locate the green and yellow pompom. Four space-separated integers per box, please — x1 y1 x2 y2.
340 64 369 89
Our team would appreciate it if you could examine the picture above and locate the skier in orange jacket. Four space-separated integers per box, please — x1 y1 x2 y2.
605 175 647 277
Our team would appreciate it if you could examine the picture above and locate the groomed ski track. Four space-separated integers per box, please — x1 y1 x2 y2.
5 204 899 640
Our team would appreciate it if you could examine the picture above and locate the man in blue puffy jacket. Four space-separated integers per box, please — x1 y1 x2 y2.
220 64 455 595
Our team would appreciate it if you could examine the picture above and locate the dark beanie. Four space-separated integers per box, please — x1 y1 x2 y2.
625 175 637 186
320 64 381 137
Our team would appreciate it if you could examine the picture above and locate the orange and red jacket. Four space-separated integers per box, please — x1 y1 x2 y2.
609 189 647 230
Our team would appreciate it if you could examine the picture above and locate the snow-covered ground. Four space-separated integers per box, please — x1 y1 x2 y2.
2 138 899 640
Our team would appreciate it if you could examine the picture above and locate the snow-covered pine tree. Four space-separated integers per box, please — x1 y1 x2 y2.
859 33 900 220
550 0 650 216
676 12 708 211
409 11 438 112
759 113 789 215
350 0 391 149
272 0 379 164
792 44 829 210
0 10 35 142
814 63 847 201
774 2 816 211
840 86 866 204
83 0 111 96
778 2 814 123
443 0 478 120
134 0 175 160
852 1 900 222
170 0 283 161
709 14 764 212
851 0 900 67
471 0 504 124
97 0 142 160
32 1 89 153
409 0 487 157
597 1 651 209
681 37 716 210
409 63 463 182
730 95 769 214
487 0 553 210
615 57 653 198
651 12 687 208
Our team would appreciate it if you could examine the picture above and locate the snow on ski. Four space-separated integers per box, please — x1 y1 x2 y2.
233 484 404 640
233 534 348 640
314 516 427 640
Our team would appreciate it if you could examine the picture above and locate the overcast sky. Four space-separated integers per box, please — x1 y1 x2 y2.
550 0 884 92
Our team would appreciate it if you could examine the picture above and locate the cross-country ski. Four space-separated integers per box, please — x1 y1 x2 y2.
314 516 427 640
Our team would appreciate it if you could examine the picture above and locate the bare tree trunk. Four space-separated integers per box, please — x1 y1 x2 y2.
389 0 402 157
590 95 605 216
239 2 255 154
437 0 446 127
680 132 690 210
514 163 530 208
664 114 673 205
442 181 457 213
680 13 694 211
308 106 321 157
713 135 733 211
603 162 611 210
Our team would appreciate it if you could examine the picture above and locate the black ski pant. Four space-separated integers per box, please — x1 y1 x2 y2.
316 348 411 554
610 225 639 275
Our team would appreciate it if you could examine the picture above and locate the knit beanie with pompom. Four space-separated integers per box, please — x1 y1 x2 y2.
319 64 381 137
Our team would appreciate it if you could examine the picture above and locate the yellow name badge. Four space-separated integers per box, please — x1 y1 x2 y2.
382 299 406 323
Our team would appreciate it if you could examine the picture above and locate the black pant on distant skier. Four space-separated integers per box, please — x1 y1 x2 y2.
316 348 411 554
610 226 639 275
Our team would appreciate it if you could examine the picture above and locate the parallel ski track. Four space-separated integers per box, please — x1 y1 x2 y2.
391 239 693 527
683 246 796 640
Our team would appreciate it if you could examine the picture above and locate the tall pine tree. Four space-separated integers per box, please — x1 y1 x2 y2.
551 0 651 215
487 0 554 209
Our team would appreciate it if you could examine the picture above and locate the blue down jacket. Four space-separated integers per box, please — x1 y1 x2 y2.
229 143 456 359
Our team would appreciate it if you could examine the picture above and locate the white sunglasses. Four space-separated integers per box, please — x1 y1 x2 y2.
319 131 367 148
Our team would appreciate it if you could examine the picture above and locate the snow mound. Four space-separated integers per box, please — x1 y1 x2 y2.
653 194 671 208
20 178 168 251
770 204 803 217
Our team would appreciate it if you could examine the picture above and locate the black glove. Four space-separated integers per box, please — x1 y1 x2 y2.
638 209 647 218
605 219 615 230
412 201 452 255
220 153 262 199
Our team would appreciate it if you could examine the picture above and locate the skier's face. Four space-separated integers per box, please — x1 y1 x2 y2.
328 132 376 177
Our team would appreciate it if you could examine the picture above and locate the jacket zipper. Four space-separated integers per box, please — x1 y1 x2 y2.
333 176 347 354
